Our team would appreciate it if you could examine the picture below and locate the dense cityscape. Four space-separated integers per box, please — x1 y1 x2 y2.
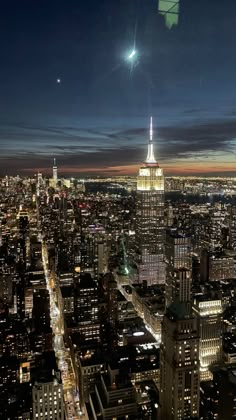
1 0 236 418
0 120 236 419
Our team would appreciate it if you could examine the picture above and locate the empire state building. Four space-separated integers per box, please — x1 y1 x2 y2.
136 117 165 285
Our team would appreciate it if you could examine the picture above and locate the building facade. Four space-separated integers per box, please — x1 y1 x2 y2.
53 158 58 185
32 374 64 420
136 118 165 285
159 303 200 419
165 229 192 306
193 295 223 381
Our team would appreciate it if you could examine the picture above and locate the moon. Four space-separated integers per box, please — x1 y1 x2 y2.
128 49 137 60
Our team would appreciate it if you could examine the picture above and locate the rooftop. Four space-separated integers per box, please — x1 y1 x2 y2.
166 302 192 321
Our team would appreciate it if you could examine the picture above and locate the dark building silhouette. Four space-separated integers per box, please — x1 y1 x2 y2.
75 273 100 344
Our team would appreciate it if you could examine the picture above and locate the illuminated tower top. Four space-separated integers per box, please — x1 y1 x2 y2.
137 118 164 191
145 116 157 165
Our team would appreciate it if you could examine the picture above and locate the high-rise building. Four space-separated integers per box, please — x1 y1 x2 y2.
200 249 235 282
53 158 58 185
89 364 138 419
170 267 192 305
213 366 236 420
32 371 64 420
193 294 223 381
97 241 108 276
37 172 43 196
229 205 236 249
74 273 100 344
160 251 200 419
209 207 226 250
32 289 51 333
0 271 13 307
102 272 118 328
136 118 165 286
159 303 200 419
100 273 118 347
165 229 192 306
166 229 192 272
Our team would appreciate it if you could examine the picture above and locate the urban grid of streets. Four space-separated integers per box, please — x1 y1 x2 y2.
41 236 88 420
38 199 161 419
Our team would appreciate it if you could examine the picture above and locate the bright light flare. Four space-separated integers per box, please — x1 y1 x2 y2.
128 49 136 60
125 48 138 77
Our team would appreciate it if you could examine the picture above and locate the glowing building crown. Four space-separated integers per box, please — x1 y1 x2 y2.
145 117 157 164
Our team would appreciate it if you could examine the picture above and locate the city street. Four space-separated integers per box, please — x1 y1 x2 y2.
41 239 88 420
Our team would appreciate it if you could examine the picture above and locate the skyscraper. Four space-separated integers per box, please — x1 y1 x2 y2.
193 294 223 381
74 273 100 344
165 229 192 307
160 249 200 419
136 117 165 285
229 205 236 249
53 158 58 185
159 303 200 419
170 267 192 304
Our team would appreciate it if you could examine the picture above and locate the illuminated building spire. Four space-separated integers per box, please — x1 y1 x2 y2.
136 116 165 286
145 116 157 164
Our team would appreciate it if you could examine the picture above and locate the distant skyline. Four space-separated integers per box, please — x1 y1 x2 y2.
1 0 236 176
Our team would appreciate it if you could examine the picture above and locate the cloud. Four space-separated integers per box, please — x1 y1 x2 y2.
1 117 236 175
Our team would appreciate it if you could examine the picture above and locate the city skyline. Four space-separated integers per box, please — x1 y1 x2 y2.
1 0 236 176
1 2 236 419
1 147 236 418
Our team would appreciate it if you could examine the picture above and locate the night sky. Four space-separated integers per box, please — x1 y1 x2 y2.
1 0 236 176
